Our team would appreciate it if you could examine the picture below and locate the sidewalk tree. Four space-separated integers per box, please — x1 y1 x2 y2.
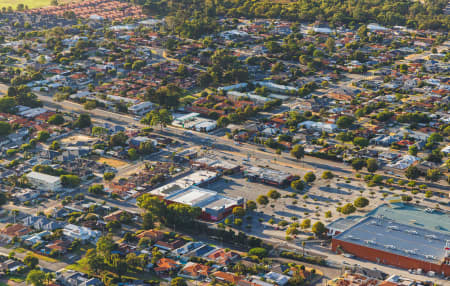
24 254 39 269
290 144 304 161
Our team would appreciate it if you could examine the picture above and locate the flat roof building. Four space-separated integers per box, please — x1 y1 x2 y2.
150 170 219 198
164 186 243 221
332 215 450 276
244 166 293 186
26 171 62 191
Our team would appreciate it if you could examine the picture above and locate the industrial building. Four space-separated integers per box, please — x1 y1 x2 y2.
164 186 243 221
26 171 62 191
331 205 450 277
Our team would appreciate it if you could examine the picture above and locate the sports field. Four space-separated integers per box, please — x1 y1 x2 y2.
0 0 51 9
0 0 75 10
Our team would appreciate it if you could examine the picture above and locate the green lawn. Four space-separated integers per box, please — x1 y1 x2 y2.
0 0 52 9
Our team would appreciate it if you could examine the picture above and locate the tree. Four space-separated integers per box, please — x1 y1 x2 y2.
49 141 60 150
424 190 433 198
26 270 45 286
300 219 311 229
248 247 268 258
88 184 104 195
290 144 305 161
232 206 245 218
426 169 441 182
128 148 138 160
340 203 356 215
291 179 305 191
60 175 81 188
0 96 16 113
353 137 369 148
141 109 173 130
73 113 91 128
321 171 334 180
45 272 55 285
311 221 326 236
304 171 316 183
354 197 369 208
92 126 109 137
267 189 281 200
256 195 269 206
103 172 115 181
405 165 420 179
171 277 187 286
408 145 418 156
24 255 39 269
351 158 366 171
336 116 355 129
322 36 334 52
110 255 127 279
110 132 128 147
246 200 257 211
137 194 166 218
0 121 11 136
366 158 378 173
36 131 50 142
96 235 116 258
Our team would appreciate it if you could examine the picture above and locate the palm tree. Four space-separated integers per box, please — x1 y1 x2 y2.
302 241 306 256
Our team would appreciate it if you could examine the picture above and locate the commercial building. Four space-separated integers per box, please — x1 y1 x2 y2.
164 186 244 221
26 171 62 191
331 215 450 276
191 157 240 173
128 101 155 115
150 170 219 198
244 166 293 186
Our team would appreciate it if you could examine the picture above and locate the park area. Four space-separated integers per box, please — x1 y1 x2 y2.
0 0 76 10
97 157 128 168
0 0 51 10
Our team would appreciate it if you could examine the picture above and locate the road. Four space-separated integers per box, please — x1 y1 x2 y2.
36 92 450 192
0 245 69 272
31 80 450 282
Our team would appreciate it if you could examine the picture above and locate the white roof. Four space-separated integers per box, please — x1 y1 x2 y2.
26 171 60 184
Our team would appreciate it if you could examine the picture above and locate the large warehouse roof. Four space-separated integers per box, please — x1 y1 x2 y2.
334 216 450 264
368 203 450 235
